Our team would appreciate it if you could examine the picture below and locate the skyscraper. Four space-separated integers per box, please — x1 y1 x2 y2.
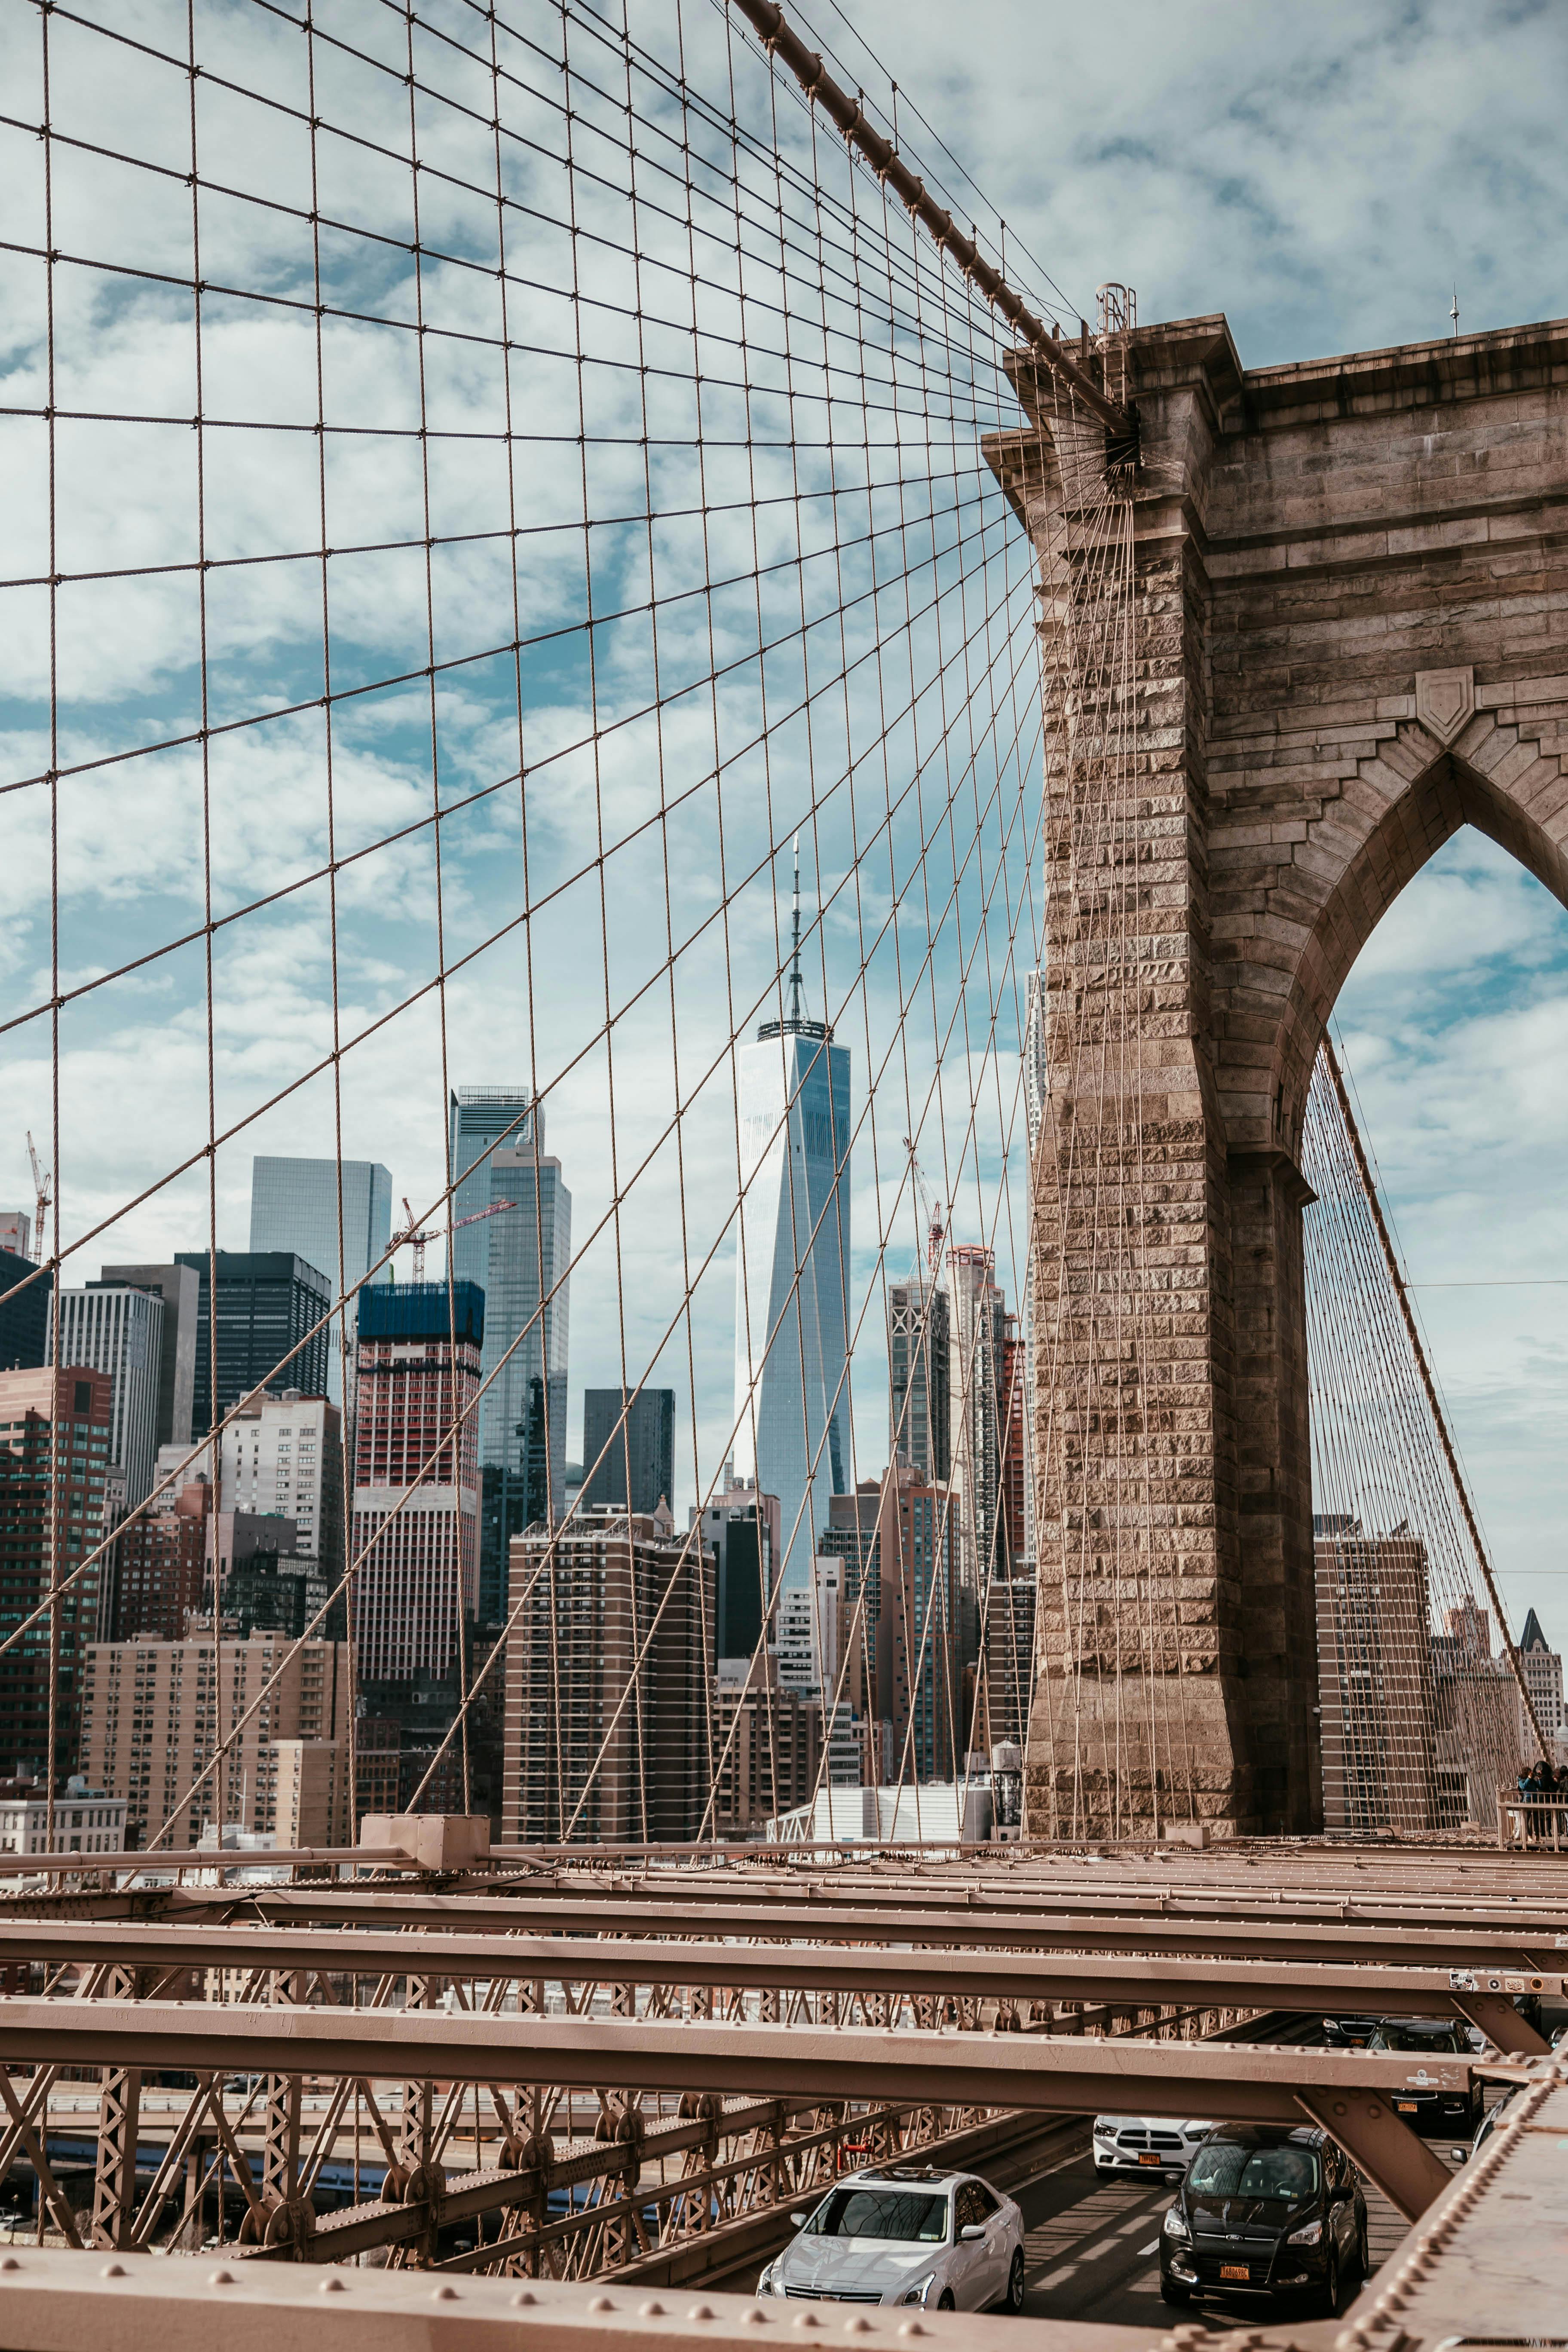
887 1279 950 1482
214 1389 343 1572
694 1474 780 1669
248 1157 393 1406
0 1365 113 1782
503 1508 713 1843
0 1249 49 1375
1314 1516 1436 1835
873 1465 960 1784
174 1253 332 1439
449 1090 571 1618
99 1262 199 1450
351 1280 482 1683
732 844 851 1591
999 1312 1029 1577
580 1386 675 1516
54 1283 164 1508
946 1244 1007 1605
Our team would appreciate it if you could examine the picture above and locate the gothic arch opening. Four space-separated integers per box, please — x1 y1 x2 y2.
1268 730 1568 1165
1295 817 1568 1832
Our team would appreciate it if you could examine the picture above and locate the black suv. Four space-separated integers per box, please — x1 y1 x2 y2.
1159 2125 1368 2315
1365 2018 1482 2135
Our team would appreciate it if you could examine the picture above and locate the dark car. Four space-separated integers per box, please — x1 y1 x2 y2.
1320 2015 1382 2049
1159 2125 1368 2315
1365 2018 1482 2135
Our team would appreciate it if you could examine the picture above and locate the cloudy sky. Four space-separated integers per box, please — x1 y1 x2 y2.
4 0 1565 1642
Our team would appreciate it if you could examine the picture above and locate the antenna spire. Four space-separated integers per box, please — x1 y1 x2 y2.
788 833 805 1026
1450 285 1460 339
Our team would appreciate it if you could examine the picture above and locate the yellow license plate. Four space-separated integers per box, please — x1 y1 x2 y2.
1138 2151 1163 2165
1396 2101 1418 2113
1219 2263 1250 2281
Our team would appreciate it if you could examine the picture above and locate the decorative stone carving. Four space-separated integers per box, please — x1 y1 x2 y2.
1415 666 1475 744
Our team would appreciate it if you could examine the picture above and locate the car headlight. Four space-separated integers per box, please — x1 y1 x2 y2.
1162 2208 1189 2242
898 2275 936 2306
1093 2121 1116 2139
1286 2219 1323 2246
756 2264 775 2294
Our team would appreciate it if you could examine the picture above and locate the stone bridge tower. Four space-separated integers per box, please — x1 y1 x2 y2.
988 313 1568 1836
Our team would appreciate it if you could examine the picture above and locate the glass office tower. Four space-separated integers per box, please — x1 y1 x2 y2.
580 1386 675 1516
248 1158 392 1406
449 1090 571 1619
732 848 851 1593
173 1252 332 1437
55 1283 164 1507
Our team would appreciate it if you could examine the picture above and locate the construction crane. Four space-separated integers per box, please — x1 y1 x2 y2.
901 1138 947 1277
394 1194 517 1283
24 1133 50 1265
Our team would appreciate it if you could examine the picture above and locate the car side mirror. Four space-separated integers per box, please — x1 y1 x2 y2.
790 2211 809 2228
1451 2148 1468 2165
960 2224 986 2241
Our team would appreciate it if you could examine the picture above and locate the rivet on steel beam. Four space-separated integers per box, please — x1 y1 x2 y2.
689 2306 717 2321
432 2285 458 2300
896 2327 927 2339
590 2299 616 2312
844 2324 873 2337
740 2314 768 2326
0 2259 16 2274
208 2269 234 2285
319 2278 346 2292
511 2291 537 2305
100 2264 126 2278
640 2303 668 2317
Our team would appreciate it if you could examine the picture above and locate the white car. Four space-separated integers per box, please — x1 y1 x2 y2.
1093 2116 1214 2177
756 2165 1027 2312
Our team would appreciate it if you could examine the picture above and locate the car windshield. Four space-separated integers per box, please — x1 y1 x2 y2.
1187 2144 1318 2201
806 2189 950 2243
1375 2025 1461 2054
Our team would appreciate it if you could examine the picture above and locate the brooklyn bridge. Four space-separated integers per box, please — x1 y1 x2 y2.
0 0 1565 2342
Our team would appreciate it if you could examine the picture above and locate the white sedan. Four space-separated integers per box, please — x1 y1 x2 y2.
756 2165 1027 2312
1093 2115 1215 2177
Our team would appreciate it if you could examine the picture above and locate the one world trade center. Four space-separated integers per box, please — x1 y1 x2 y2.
732 842 852 1598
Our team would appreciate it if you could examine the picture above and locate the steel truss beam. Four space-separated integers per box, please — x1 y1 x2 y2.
0 2250 1240 2350
0 2000 1457 2218
42 1883 1563 1977
1 1920 1551 2053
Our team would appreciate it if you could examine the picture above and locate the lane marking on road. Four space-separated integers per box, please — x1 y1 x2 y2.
1138 2240 1159 2255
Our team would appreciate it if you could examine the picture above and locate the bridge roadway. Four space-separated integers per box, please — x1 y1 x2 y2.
666 2009 1431 2321
0 1833 1564 2328
0 2072 1559 2352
